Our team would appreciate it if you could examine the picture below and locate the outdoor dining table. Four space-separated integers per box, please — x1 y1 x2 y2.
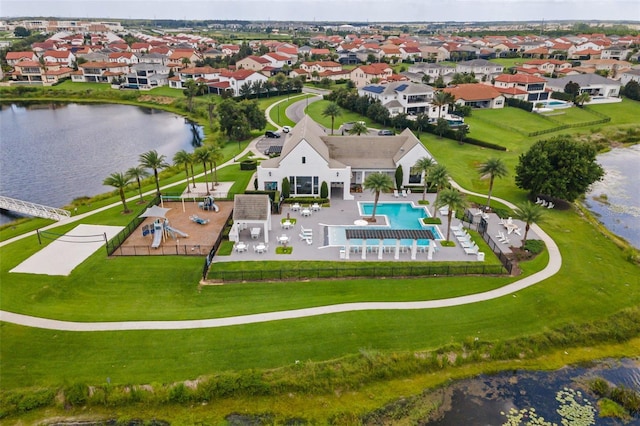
281 220 293 229
250 227 261 239
277 235 290 245
235 242 247 253
301 208 312 217
255 243 267 253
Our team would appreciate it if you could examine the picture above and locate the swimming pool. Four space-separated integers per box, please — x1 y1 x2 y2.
538 99 572 109
326 202 443 247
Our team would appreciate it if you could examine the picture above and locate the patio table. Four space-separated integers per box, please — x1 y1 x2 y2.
301 209 312 217
250 227 261 239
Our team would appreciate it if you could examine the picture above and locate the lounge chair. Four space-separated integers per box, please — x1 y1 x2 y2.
451 224 464 232
457 234 471 243
514 228 522 236
393 190 399 198
464 245 479 255
401 189 407 197
453 229 467 237
460 239 475 248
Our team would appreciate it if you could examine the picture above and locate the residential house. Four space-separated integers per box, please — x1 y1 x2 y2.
418 45 450 62
544 74 622 97
580 59 632 78
219 44 240 56
124 63 170 89
130 42 153 53
444 83 505 109
620 69 640 86
10 60 73 85
168 66 223 89
408 63 455 81
349 63 393 88
6 51 37 66
236 55 271 71
261 52 293 68
167 51 200 71
359 81 441 118
493 74 549 102
256 115 436 200
521 59 572 76
215 69 269 97
139 52 169 66
75 61 129 83
108 51 139 65
42 50 75 67
202 48 224 59
455 59 503 78
600 45 632 61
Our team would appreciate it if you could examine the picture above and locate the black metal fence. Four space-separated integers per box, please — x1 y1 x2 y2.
111 244 211 256
106 195 159 255
202 213 231 279
207 263 507 282
462 216 517 275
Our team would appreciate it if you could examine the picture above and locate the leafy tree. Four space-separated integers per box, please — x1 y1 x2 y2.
239 82 253 99
172 150 193 194
217 99 250 140
434 118 450 139
183 79 199 112
322 102 342 135
139 150 169 195
320 181 328 199
103 172 132 213
515 136 604 202
434 188 466 242
367 102 390 125
126 165 150 201
451 72 478 84
363 172 394 221
478 157 509 209
319 77 332 88
282 177 290 198
433 75 445 88
421 74 431 85
240 99 267 131
193 147 211 194
348 122 368 135
14 26 30 37
564 81 580 99
274 73 287 95
621 80 640 101
455 125 469 144
574 91 591 107
414 156 435 201
514 201 545 246
395 165 403 191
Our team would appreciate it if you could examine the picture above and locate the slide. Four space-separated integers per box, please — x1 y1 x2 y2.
165 225 188 238
211 203 219 212
151 223 163 248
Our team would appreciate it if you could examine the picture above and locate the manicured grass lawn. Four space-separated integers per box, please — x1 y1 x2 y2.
490 58 526 68
147 86 187 98
472 108 557 135
306 99 377 131
48 80 113 92
588 99 640 125
538 106 604 125
267 94 314 127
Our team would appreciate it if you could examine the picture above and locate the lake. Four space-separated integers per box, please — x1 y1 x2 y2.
0 103 202 225
585 145 640 249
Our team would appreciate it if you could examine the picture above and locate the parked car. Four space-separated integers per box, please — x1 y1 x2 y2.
378 129 394 136
265 130 281 138
282 126 291 133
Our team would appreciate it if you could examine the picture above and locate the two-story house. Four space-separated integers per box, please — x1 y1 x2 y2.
359 81 442 119
124 63 170 89
493 74 549 102
42 50 75 67
349 63 393 88
74 61 129 83
455 59 503 78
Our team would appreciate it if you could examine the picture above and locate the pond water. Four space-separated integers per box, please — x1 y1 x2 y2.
0 103 202 225
426 358 640 425
585 145 640 249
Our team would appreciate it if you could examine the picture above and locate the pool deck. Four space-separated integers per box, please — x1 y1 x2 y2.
213 191 537 264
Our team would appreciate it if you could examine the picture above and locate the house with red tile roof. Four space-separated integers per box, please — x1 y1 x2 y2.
349 63 393 88
108 51 140 65
443 83 505 109
5 51 37 66
261 52 293 68
299 61 342 74
167 51 200 71
219 44 240 56
42 50 75 67
130 42 153 53
520 59 572 76
236 55 271 71
493 74 549 102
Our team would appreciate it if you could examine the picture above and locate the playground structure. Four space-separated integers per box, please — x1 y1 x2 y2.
198 195 219 212
144 218 189 249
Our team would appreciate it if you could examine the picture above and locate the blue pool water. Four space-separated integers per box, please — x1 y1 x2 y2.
327 202 443 247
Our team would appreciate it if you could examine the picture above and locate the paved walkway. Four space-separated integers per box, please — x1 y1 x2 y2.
0 105 563 332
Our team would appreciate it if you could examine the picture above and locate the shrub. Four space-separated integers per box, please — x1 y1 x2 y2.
320 181 328 199
506 97 534 112
64 382 89 406
422 217 441 224
282 177 290 198
240 159 257 170
524 239 545 254
589 377 610 397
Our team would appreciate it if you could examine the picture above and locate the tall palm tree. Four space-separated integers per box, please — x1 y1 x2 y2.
139 150 169 196
173 150 193 194
183 79 198 112
432 91 454 119
434 188 467 242
478 157 509 209
322 102 342 135
363 172 394 221
414 156 435 201
103 172 132 213
193 147 211 195
125 165 149 203
428 163 450 214
206 144 224 189
574 92 592 108
514 201 545 246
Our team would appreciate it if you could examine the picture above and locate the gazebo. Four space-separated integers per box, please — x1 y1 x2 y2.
229 194 271 243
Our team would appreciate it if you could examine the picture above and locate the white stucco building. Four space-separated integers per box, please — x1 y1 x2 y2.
257 116 436 200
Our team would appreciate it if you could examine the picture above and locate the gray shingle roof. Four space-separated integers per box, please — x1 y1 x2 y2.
233 194 270 221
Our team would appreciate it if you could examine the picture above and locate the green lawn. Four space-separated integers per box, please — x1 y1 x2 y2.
1 95 639 410
147 86 186 98
537 106 605 125
306 99 378 132
267 94 315 127
490 58 526 69
471 108 557 135
47 80 114 92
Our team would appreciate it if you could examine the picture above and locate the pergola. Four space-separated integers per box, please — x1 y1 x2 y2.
344 229 436 260
230 194 271 243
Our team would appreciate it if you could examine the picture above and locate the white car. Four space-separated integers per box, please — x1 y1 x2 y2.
282 126 291 133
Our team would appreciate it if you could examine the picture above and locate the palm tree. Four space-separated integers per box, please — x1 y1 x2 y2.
348 122 368 135
414 156 435 201
322 102 342 135
574 92 592 108
206 144 224 189
173 150 193 194
428 163 450 214
514 201 545 246
103 172 132 213
432 91 454 119
193 147 211 194
125 165 149 203
206 97 217 130
363 172 394 222
139 150 169 196
477 157 509 209
183 79 198 112
434 188 466 242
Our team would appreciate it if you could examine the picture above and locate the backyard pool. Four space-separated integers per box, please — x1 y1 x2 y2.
540 99 571 109
326 202 443 247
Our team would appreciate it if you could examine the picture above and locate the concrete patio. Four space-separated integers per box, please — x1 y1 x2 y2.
213 190 536 264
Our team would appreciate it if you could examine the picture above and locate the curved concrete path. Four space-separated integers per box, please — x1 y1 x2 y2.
0 105 562 332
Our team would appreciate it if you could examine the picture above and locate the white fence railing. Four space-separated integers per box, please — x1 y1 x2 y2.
0 195 71 221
